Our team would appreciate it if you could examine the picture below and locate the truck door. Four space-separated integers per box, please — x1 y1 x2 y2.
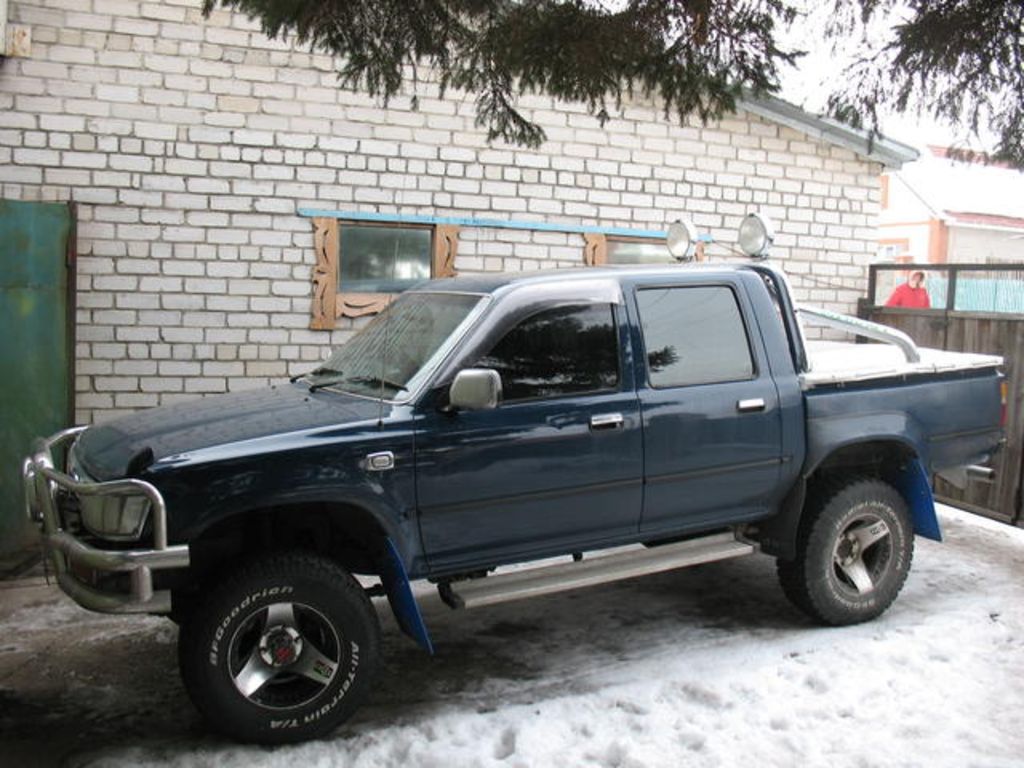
415 301 643 572
632 281 784 535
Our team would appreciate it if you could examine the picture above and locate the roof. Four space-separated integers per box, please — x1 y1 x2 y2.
739 94 920 169
886 145 1024 225
944 211 1024 232
416 264 751 296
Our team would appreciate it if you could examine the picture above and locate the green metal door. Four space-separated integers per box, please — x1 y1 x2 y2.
0 199 75 556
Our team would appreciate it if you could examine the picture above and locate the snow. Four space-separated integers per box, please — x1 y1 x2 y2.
802 339 1001 386
1 506 1022 768
895 151 1024 223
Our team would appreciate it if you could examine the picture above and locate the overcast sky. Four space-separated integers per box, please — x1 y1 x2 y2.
777 1 991 152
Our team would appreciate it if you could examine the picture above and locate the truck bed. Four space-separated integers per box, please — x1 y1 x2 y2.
801 340 1002 388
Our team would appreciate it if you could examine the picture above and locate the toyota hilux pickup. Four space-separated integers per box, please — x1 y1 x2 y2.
23 248 1005 744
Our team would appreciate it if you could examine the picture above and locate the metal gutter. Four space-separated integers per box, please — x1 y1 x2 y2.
739 95 920 169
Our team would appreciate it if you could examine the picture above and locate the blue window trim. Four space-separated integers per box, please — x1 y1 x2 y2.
299 208 670 241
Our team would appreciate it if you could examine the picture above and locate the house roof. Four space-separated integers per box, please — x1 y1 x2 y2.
888 145 1024 225
739 94 920 169
945 211 1024 232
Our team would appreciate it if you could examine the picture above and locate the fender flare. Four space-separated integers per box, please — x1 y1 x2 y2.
892 458 942 542
377 538 434 654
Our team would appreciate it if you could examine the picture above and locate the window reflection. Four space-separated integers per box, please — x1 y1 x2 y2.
339 225 432 293
607 239 674 265
477 304 619 401
638 286 754 387
312 292 482 397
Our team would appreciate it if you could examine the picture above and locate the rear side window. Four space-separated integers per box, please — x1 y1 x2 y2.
637 286 754 387
476 304 619 401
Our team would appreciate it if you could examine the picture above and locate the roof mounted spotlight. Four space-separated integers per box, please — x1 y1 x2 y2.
666 220 698 262
737 212 775 259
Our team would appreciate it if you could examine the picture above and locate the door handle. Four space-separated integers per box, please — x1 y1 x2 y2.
590 413 624 431
737 398 766 413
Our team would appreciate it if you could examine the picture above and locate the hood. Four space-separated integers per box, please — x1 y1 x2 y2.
77 384 383 480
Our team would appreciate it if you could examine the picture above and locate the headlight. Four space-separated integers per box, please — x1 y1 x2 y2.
80 494 151 540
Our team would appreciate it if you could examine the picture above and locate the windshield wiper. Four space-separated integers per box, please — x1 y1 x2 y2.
291 366 342 386
308 375 346 394
308 375 407 396
345 375 409 393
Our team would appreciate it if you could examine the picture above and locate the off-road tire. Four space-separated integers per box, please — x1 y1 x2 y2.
177 551 380 744
777 478 913 626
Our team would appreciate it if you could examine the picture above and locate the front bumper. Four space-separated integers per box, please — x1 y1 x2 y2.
22 427 190 614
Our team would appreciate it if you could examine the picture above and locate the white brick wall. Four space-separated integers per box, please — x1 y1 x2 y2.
1 0 884 423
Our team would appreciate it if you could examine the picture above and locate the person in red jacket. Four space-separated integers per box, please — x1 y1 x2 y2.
885 269 931 308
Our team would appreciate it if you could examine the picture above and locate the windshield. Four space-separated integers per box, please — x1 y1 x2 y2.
306 291 485 399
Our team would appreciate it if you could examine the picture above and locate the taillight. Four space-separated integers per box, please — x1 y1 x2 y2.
1000 379 1009 428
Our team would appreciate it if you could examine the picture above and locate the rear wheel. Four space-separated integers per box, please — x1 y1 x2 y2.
778 478 913 625
178 551 380 744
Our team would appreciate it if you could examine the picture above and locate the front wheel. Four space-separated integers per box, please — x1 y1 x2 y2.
778 478 914 626
178 552 380 744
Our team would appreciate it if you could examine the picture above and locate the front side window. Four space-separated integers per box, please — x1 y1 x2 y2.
476 304 619 402
637 286 754 388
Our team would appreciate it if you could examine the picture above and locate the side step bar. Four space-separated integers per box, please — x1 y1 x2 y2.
440 532 756 610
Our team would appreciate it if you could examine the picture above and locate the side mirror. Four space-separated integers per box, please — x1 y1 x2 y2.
448 369 502 411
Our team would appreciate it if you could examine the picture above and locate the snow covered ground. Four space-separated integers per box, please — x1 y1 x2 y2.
1 505 1021 768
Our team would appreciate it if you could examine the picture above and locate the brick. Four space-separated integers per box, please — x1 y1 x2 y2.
0 8 881 417
61 152 108 169
14 148 61 166
20 61 70 80
44 169 91 186
165 159 208 176
189 125 232 144
48 46 97 65
94 84 139 104
133 122 177 141
72 135 97 152
15 94 63 114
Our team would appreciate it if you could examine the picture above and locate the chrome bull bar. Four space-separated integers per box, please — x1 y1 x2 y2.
22 427 189 614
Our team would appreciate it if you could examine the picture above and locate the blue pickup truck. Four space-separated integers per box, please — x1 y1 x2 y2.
23 256 1004 743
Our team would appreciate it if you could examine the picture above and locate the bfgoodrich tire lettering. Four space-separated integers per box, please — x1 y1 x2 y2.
777 478 914 626
178 552 380 744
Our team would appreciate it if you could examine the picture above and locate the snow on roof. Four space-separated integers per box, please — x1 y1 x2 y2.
892 145 1024 224
945 211 1024 231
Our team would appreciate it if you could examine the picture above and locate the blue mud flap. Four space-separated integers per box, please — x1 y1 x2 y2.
893 458 942 542
379 538 434 654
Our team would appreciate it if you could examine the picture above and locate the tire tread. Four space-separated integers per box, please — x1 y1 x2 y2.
777 476 913 626
178 550 380 744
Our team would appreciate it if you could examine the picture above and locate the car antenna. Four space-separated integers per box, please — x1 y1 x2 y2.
377 234 401 427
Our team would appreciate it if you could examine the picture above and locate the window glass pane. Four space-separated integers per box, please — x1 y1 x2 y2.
339 225 432 293
312 292 483 397
477 304 619 401
607 239 674 265
637 286 754 387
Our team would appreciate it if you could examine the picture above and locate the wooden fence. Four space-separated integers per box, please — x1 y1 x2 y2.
862 264 1024 526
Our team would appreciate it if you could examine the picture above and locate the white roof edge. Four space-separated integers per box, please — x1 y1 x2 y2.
738 95 920 170
946 220 1024 235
